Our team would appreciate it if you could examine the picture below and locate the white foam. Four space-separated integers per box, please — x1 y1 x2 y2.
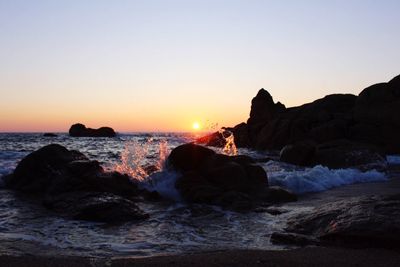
140 171 182 201
387 155 400 165
263 161 388 194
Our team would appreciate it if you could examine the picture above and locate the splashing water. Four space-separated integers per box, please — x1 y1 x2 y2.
220 130 237 156
114 138 170 181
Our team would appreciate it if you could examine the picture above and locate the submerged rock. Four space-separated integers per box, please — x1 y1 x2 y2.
69 123 116 137
276 194 400 248
168 143 296 211
5 144 147 222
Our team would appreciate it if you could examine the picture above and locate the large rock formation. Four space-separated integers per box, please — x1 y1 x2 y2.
353 75 400 153
199 74 400 168
167 143 296 211
69 123 116 137
4 144 148 222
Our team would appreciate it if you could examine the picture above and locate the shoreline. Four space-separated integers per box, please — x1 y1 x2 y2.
1 247 400 267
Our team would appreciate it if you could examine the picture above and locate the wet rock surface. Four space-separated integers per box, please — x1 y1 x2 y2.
168 143 296 211
273 194 400 248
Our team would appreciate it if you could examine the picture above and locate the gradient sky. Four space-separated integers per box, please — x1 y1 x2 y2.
1 0 399 132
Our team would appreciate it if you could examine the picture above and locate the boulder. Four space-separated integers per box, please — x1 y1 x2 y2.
196 132 226 147
280 194 400 248
229 122 251 147
168 143 295 211
167 143 216 172
5 144 147 222
353 75 400 153
69 123 116 137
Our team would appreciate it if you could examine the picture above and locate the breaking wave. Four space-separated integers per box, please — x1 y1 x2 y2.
263 161 388 194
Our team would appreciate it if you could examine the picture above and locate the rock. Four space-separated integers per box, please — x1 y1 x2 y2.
229 122 251 147
279 139 387 170
6 144 140 196
280 140 316 166
5 144 147 222
353 75 400 153
6 144 90 194
43 192 149 223
43 133 57 137
314 140 387 171
221 74 400 158
283 194 400 248
69 123 116 137
167 143 216 172
169 143 295 210
247 89 286 144
196 132 226 147
258 186 297 203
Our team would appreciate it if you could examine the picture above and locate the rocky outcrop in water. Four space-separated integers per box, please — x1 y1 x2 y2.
69 123 116 137
272 194 400 248
167 143 296 211
200 74 400 168
43 133 57 137
4 144 148 222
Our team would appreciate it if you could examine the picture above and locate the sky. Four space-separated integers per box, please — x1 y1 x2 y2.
0 0 399 132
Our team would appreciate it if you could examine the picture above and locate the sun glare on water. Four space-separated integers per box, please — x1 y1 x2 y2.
192 122 200 130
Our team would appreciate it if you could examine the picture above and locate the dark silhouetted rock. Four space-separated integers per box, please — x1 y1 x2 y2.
5 144 147 222
314 140 387 171
353 75 400 153
253 94 356 150
196 132 226 147
168 143 295 211
69 123 116 137
282 194 400 248
247 89 286 144
43 133 57 137
230 122 251 147
167 143 216 172
217 74 400 167
279 139 386 170
280 140 317 166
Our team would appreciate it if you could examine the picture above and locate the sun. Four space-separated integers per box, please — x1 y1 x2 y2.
192 122 201 130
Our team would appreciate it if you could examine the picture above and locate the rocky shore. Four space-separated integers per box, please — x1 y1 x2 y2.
199 74 400 170
1 75 400 266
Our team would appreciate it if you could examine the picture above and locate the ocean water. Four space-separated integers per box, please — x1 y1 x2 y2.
0 133 395 258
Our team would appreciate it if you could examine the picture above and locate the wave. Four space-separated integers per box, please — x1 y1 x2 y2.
387 155 400 165
263 161 387 194
140 171 182 201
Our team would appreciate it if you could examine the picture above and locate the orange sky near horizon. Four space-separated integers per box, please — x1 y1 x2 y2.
1 1 399 132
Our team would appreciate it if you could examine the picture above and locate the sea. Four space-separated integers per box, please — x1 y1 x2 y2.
0 133 397 258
